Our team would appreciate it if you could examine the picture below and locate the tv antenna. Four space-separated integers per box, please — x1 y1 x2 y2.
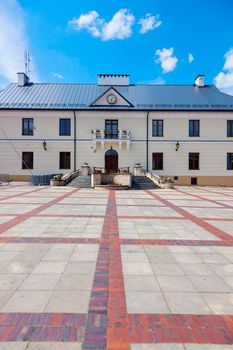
24 50 36 79
24 50 31 77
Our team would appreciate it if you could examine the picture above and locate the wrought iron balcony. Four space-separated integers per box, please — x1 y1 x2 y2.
92 129 131 150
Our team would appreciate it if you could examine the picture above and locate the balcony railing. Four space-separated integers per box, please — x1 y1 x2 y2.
92 129 131 140
92 129 131 150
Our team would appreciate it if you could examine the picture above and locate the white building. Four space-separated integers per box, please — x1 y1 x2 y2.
0 73 233 186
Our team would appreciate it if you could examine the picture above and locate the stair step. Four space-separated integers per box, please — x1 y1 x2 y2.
132 175 159 190
69 175 91 188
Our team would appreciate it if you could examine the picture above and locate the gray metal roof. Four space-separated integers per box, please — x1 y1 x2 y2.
0 83 233 110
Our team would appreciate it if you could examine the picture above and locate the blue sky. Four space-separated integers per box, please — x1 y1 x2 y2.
0 0 233 94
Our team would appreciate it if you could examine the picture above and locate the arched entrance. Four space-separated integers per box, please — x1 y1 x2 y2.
105 147 118 173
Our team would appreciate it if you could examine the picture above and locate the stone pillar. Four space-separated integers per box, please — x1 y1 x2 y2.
81 164 91 176
133 164 143 176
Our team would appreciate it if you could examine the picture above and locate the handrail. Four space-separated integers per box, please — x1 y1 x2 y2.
144 170 174 188
52 170 81 186
92 129 131 141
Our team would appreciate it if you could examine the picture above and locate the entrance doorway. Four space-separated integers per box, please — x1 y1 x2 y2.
105 148 118 173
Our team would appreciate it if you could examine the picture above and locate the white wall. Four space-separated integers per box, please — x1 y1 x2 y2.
0 109 232 177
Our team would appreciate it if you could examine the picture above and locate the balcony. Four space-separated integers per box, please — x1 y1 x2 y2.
92 129 131 150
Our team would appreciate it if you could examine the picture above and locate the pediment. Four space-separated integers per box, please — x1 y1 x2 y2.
91 87 133 107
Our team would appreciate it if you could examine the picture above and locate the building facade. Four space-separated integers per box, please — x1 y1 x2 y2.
0 73 233 186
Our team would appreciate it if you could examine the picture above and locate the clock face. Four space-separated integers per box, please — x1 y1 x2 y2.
107 94 117 105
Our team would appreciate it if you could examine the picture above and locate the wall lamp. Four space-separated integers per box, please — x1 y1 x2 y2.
42 140 47 151
175 141 180 151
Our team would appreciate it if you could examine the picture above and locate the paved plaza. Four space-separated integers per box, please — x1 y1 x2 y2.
0 184 233 349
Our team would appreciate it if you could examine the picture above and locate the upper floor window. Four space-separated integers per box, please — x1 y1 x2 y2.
22 118 33 136
60 119 71 136
22 152 33 169
152 120 163 137
189 120 200 137
59 152 71 169
227 120 233 137
152 153 163 170
189 153 199 170
227 153 233 170
105 120 118 139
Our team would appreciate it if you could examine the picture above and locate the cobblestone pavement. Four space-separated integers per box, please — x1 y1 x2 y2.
0 184 233 349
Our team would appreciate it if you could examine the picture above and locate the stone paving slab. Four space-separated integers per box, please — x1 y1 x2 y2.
0 184 232 348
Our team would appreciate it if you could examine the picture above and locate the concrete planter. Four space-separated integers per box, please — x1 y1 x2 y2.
50 179 60 186
162 182 174 189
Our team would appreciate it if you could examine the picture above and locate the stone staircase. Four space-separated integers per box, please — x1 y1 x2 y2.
69 175 91 188
132 175 159 190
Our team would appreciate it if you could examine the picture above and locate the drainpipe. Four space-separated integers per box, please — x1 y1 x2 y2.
73 110 77 171
146 111 149 172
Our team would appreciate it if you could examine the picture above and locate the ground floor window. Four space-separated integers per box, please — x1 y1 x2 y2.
152 153 163 170
22 152 33 169
227 153 233 170
191 177 198 185
189 153 199 170
59 152 71 169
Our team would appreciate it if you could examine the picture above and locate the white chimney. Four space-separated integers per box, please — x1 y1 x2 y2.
98 74 130 86
17 72 30 86
195 75 205 87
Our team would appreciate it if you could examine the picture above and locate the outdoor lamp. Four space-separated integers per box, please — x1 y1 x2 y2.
175 141 180 151
42 140 47 151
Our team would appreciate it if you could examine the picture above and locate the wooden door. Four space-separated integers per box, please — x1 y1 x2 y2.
105 148 118 173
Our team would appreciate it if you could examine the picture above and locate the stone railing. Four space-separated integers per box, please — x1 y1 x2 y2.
50 170 81 186
145 171 174 189
92 129 131 141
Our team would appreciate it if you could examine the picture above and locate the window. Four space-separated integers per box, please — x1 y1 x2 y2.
22 152 33 169
152 153 163 170
227 153 233 170
227 120 233 137
22 118 33 135
105 120 118 139
152 120 163 137
59 152 71 169
59 119 71 136
189 120 200 137
189 153 199 170
191 177 198 185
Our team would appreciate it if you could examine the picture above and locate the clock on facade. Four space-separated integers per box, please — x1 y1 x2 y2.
107 94 117 105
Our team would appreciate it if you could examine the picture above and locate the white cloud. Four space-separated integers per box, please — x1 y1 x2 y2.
0 0 37 85
138 13 162 34
0 0 27 82
69 9 135 41
102 9 135 41
188 53 194 63
69 10 103 38
214 48 233 95
155 47 178 73
51 72 63 79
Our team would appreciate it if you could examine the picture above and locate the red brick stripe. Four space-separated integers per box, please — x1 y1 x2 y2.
120 238 232 246
0 313 86 342
128 314 233 344
0 189 79 235
0 187 46 202
82 191 130 350
196 187 233 198
175 188 233 208
107 191 130 350
0 237 100 244
146 191 233 244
